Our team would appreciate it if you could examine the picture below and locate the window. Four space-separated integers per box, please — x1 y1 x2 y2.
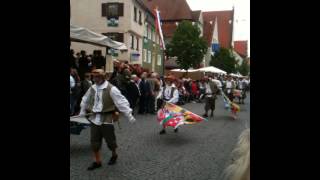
148 27 151 39
134 7 137 22
148 50 151 63
102 3 124 18
102 33 124 42
136 37 139 50
144 24 147 37
104 33 116 40
156 33 159 44
151 29 154 42
139 11 142 25
152 53 155 66
157 54 162 66
131 34 134 49
143 49 147 62
153 29 156 42
102 3 108 16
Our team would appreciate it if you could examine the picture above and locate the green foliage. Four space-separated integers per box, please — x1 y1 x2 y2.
166 20 207 70
210 48 237 74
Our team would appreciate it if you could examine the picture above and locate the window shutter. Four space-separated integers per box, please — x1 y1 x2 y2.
118 3 124 16
136 37 139 50
139 11 142 25
134 7 137 22
102 3 107 17
118 33 124 43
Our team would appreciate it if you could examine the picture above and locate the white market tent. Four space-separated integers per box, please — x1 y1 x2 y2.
169 68 202 80
70 24 127 50
230 73 243 78
197 66 227 74
170 68 199 72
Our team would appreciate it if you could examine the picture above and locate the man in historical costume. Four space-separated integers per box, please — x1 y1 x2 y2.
237 76 248 104
79 69 136 171
202 76 219 118
157 75 179 134
224 75 236 102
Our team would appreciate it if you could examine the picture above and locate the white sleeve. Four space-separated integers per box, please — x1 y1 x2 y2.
70 76 75 88
157 87 163 99
168 89 179 104
110 86 134 121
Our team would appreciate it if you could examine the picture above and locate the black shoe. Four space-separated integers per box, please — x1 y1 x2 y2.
108 155 118 165
202 114 208 118
159 129 166 135
174 128 178 133
87 162 102 171
210 113 214 118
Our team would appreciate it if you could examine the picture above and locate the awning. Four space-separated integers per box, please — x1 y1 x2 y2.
197 66 227 74
70 24 127 50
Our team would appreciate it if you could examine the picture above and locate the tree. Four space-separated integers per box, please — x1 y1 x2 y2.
210 48 237 74
166 21 207 71
238 59 250 76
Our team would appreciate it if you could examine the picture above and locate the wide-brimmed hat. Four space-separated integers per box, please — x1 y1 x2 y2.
164 75 176 81
91 69 106 77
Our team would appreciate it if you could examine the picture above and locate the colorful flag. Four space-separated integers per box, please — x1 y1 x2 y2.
231 102 240 113
222 91 240 114
157 102 206 129
154 8 166 50
223 95 231 110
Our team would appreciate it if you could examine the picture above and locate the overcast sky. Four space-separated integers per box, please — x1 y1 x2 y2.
186 0 250 56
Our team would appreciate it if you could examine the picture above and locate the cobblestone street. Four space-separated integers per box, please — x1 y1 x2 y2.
70 93 250 180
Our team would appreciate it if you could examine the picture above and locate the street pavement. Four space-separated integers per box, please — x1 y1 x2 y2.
70 93 250 180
